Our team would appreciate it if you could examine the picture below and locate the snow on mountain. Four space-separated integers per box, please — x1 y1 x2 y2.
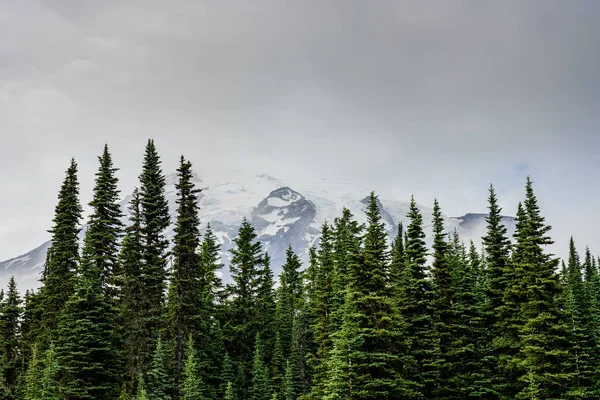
0 170 516 291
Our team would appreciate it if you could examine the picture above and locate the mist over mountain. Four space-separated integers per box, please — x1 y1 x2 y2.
0 171 515 291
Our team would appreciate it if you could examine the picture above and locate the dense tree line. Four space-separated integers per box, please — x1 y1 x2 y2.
0 140 598 399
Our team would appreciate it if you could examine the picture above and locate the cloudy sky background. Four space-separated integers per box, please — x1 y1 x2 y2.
1 0 599 260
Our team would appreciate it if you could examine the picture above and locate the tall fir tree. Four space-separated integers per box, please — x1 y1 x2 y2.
40 344 60 400
564 238 598 398
447 240 490 398
138 139 171 365
39 159 83 344
430 199 454 397
55 260 121 399
306 222 335 399
80 144 124 299
389 222 405 297
225 219 265 398
23 344 42 400
119 188 146 389
166 156 203 386
398 196 441 398
0 277 22 399
255 252 277 360
513 177 573 399
480 184 512 398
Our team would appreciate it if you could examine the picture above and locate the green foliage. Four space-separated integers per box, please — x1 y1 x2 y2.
397 196 441 398
146 336 170 400
80 145 124 299
138 139 171 365
55 272 121 399
166 156 203 385
251 335 271 400
0 277 22 398
181 337 205 400
39 159 83 344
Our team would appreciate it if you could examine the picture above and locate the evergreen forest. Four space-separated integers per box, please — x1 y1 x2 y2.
1 140 599 400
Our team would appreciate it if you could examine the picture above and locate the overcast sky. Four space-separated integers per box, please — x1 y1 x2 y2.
1 0 599 260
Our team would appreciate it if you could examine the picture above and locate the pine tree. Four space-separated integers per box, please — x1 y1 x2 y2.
343 191 409 398
271 332 285 398
199 224 225 308
55 257 121 399
135 372 147 400
224 382 235 400
389 222 405 297
0 277 22 398
250 335 271 400
39 159 83 344
23 345 42 400
495 201 528 398
40 344 60 400
513 177 573 399
287 314 311 399
256 252 277 359
564 238 597 398
80 144 124 299
447 240 490 398
181 337 205 400
218 352 235 399
398 196 441 398
118 383 131 400
308 222 335 398
225 219 265 395
166 156 203 385
138 139 170 365
481 184 512 398
119 188 146 388
430 199 454 397
146 336 170 400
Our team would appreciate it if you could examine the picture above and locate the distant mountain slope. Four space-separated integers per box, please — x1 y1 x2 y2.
0 171 516 291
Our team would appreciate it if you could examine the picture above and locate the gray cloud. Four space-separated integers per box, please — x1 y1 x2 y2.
0 0 599 260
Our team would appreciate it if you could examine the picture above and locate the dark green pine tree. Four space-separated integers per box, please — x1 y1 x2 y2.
398 196 441 398
283 361 295 400
0 277 22 399
480 184 512 398
146 336 170 400
255 252 277 359
495 201 527 398
218 352 235 400
322 287 361 400
23 344 42 400
180 337 205 400
271 332 285 398
225 219 265 397
197 224 226 399
199 224 225 308
138 139 170 362
389 222 405 297
286 313 311 399
582 246 600 370
55 252 121 399
564 238 598 398
281 246 304 310
513 177 573 399
19 289 39 379
40 344 60 400
330 208 364 334
447 239 490 398
250 335 271 400
166 156 203 386
119 188 146 388
81 144 124 299
39 159 83 344
307 222 335 399
343 191 409 399
430 199 454 397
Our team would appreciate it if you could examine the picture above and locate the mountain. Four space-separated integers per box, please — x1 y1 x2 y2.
0 171 516 290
